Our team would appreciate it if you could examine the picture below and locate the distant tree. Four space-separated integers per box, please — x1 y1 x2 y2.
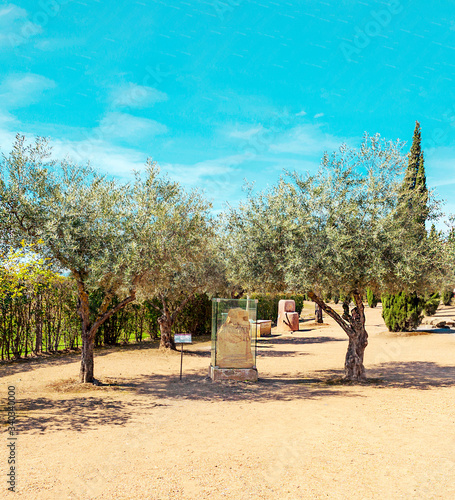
226 134 444 381
135 190 226 350
366 288 378 308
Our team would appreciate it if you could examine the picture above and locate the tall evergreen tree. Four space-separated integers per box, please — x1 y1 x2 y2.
398 121 429 231
383 121 434 331
402 120 422 192
415 151 429 227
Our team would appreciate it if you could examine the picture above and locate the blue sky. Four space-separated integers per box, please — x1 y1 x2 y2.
1 0 454 222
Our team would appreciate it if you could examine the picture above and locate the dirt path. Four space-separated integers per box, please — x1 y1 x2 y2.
2 303 455 499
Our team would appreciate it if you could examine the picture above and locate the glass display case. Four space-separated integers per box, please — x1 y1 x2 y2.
210 298 258 380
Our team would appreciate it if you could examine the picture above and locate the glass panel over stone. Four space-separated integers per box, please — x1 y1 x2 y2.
210 298 258 381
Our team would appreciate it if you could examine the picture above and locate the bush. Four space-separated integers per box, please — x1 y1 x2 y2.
381 292 424 332
173 293 212 336
442 289 453 306
249 293 306 322
423 292 440 316
366 288 378 308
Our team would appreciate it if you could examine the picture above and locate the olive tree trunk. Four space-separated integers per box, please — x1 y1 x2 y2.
308 290 368 381
76 276 139 383
315 303 323 323
80 332 95 383
156 293 196 351
158 314 176 350
343 303 368 380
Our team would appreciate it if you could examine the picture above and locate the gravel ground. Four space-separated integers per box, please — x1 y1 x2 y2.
2 303 455 499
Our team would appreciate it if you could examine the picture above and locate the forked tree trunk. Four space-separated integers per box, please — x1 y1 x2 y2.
75 275 139 383
308 290 368 381
344 316 368 380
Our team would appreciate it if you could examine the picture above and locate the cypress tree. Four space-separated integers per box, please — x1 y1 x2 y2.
403 120 422 192
415 151 429 227
383 121 432 331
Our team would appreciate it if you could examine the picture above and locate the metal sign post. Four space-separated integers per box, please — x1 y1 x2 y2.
174 334 192 381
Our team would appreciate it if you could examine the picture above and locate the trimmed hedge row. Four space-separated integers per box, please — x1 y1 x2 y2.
249 293 306 323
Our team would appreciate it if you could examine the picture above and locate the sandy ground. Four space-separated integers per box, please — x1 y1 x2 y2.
2 302 455 500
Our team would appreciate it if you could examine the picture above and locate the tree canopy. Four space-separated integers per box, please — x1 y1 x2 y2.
0 134 224 381
225 134 446 379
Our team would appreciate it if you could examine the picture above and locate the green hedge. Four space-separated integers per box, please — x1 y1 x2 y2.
249 293 306 323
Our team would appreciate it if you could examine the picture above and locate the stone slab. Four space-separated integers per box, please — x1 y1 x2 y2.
277 311 300 331
216 308 254 369
209 365 258 382
251 320 272 337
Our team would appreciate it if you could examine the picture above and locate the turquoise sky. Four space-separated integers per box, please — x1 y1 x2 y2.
1 0 454 221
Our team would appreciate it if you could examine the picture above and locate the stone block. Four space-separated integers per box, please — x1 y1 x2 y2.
216 307 254 368
276 299 299 331
277 311 299 332
278 299 295 313
209 365 258 382
251 320 272 337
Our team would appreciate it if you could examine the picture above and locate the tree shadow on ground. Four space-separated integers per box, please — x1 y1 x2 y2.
0 350 83 378
427 309 455 319
16 374 361 435
315 361 455 389
0 340 166 378
258 335 346 346
15 396 167 434
113 373 361 403
257 348 311 357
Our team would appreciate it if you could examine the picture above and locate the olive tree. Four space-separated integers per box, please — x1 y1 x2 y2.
0 135 222 381
131 181 227 350
225 134 444 381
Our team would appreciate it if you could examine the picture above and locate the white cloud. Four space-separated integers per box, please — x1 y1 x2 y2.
295 110 307 116
0 73 56 109
314 113 324 119
50 137 148 177
269 124 344 156
229 125 264 140
98 112 168 141
0 4 42 47
161 154 248 186
109 83 168 109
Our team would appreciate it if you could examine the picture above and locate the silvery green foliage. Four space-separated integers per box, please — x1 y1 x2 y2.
226 134 446 297
0 135 225 305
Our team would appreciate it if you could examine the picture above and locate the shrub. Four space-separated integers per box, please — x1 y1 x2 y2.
249 293 306 322
442 289 453 306
173 293 212 335
366 288 378 308
381 292 424 332
423 292 440 316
